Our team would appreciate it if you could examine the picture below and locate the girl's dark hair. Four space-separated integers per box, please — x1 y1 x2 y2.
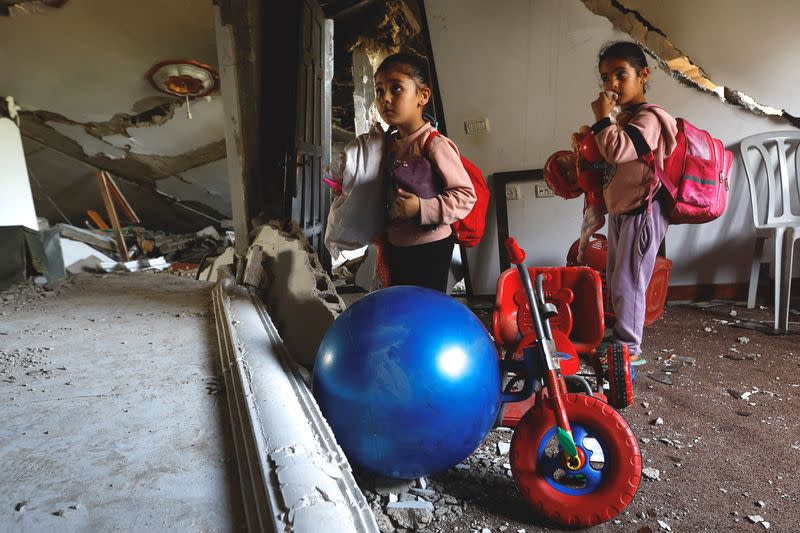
375 52 432 89
598 41 649 92
375 51 436 120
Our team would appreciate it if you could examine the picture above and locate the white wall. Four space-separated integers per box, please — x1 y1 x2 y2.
426 0 800 294
0 117 38 230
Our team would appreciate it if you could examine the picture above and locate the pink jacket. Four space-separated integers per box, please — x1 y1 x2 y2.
593 104 678 214
386 122 476 246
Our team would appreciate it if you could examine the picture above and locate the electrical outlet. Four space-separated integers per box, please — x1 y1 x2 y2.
506 184 521 200
534 182 554 198
464 118 490 135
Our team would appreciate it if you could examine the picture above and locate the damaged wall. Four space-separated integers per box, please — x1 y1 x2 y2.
426 0 800 294
0 0 231 232
251 221 346 368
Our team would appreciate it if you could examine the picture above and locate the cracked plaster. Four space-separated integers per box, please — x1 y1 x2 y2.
581 0 800 128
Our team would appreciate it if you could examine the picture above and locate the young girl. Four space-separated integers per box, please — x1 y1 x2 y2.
587 41 678 365
373 53 476 292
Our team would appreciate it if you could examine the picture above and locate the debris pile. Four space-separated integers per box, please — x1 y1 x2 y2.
54 220 229 278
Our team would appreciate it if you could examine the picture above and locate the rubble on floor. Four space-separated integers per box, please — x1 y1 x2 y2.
43 219 229 281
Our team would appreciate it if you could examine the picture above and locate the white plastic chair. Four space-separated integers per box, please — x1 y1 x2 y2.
740 131 800 332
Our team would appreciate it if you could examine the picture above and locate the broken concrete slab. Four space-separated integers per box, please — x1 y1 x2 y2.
202 247 236 282
60 238 115 274
251 221 345 367
212 278 378 532
57 223 117 253
242 245 265 288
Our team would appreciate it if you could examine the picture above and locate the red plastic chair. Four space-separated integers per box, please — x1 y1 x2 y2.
493 266 605 356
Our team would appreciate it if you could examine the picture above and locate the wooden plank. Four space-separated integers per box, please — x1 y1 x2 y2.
104 172 140 224
86 209 110 230
97 171 128 261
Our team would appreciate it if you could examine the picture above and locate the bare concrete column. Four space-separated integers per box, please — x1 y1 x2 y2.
213 5 251 255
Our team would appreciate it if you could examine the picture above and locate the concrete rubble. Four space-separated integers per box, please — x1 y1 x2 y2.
242 220 345 367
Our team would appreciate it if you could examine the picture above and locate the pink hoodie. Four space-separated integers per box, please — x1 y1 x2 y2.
593 104 678 214
386 122 476 246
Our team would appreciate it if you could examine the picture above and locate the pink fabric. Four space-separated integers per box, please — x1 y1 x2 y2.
594 105 678 214
386 122 476 247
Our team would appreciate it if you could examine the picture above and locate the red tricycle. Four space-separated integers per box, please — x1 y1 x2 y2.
494 237 640 527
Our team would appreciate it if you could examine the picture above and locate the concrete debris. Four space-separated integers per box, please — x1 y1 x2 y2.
57 223 117 253
496 442 510 455
737 336 751 344
251 221 345 367
642 467 661 481
647 372 673 385
651 417 664 426
730 309 738 317
99 257 169 273
665 354 696 365
385 502 433 530
242 245 265 288
748 515 764 523
657 520 671 531
386 500 433 510
409 488 435 499
756 501 766 508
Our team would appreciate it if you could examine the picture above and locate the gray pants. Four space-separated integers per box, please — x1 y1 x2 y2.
607 199 668 356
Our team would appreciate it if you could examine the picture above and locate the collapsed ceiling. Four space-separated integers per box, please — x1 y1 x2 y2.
0 0 230 232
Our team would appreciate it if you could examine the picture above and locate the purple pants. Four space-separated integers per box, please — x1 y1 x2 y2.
607 199 668 356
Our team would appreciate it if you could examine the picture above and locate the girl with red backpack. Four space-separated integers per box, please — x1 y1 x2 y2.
580 41 679 366
373 52 476 292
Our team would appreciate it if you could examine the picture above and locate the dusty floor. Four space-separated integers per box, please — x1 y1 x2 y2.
354 296 800 533
0 273 243 531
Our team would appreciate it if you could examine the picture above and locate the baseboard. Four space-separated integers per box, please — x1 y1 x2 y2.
667 281 800 303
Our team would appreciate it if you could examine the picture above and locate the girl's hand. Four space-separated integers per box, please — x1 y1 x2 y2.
591 92 615 121
393 189 421 220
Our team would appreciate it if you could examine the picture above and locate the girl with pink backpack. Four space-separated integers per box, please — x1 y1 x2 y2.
577 41 680 366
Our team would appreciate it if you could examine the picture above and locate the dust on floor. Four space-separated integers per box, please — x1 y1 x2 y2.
0 273 243 531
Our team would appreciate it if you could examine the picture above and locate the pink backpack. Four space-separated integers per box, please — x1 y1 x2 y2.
642 105 733 224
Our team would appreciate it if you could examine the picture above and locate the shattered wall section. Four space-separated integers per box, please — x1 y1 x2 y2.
581 0 799 128
249 221 345 368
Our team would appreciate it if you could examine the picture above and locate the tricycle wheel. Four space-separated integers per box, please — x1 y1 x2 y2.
510 393 641 527
607 343 633 408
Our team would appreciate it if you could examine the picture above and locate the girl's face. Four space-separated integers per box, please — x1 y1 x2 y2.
599 57 649 106
374 68 430 128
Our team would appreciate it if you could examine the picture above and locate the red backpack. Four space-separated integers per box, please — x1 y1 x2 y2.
642 105 733 224
424 130 489 247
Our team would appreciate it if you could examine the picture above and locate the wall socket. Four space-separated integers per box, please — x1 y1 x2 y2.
534 182 554 198
506 184 521 200
464 118 490 135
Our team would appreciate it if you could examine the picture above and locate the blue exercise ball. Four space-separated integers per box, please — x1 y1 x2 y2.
313 286 501 479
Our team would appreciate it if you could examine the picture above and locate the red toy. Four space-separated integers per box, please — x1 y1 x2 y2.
495 237 641 527
543 150 582 199
573 131 606 195
567 233 672 326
